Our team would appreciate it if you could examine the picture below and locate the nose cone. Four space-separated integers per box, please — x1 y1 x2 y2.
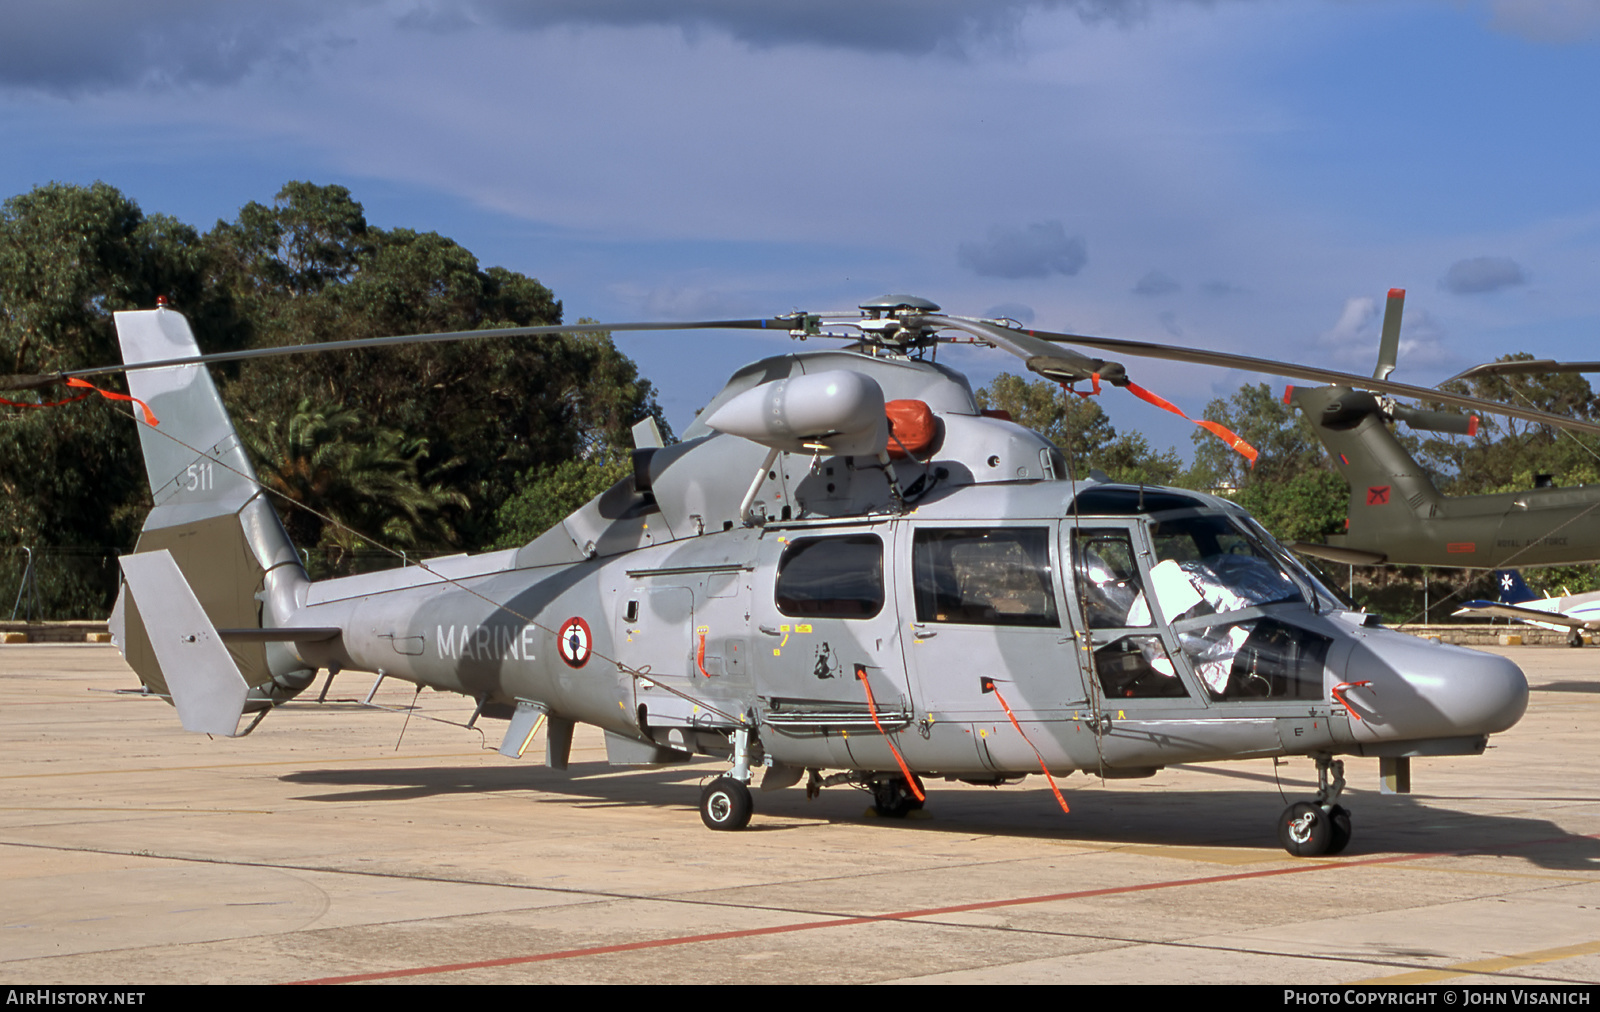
1343 631 1528 742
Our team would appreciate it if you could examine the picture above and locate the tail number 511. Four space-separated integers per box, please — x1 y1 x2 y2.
185 462 214 492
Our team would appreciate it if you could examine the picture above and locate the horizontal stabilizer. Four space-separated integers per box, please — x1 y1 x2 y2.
604 730 693 766
499 700 549 760
1287 541 1387 566
119 550 249 736
217 627 342 643
1452 601 1592 630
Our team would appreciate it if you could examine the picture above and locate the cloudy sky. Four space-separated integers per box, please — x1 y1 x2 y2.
2 0 1597 451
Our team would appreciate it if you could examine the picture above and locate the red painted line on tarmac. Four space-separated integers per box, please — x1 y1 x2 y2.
289 832 1600 984
278 851 1416 984
294 916 883 984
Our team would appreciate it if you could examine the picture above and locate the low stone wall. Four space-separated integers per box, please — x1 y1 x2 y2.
0 621 111 643
1383 623 1581 647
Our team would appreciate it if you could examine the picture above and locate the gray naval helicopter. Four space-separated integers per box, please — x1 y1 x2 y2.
80 294 1553 857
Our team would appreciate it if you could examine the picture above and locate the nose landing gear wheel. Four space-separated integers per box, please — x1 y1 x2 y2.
1279 801 1350 856
700 776 753 830
1326 805 1352 855
1279 755 1352 856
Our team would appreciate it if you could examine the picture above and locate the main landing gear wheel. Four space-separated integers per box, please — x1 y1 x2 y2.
1570 630 1585 648
872 775 925 818
700 776 753 830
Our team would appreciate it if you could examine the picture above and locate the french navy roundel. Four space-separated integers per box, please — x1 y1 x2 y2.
558 617 592 668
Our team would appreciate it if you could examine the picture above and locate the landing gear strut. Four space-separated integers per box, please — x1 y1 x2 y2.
1569 629 1585 648
701 726 755 830
1278 755 1351 857
871 775 925 818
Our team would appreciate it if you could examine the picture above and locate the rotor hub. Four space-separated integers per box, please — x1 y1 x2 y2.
858 294 941 318
853 294 942 348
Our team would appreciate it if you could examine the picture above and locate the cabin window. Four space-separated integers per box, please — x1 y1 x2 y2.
912 527 1059 627
1071 529 1151 629
774 535 885 618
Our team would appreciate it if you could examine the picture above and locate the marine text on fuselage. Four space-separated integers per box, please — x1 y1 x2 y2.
437 623 538 662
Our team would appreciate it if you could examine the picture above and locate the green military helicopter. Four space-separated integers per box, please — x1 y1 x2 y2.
1254 290 1600 571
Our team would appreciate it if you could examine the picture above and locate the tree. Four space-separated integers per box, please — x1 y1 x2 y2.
1422 355 1600 496
1232 468 1349 545
0 183 214 615
205 180 370 304
492 457 630 548
1186 383 1345 543
1187 384 1325 488
202 187 670 547
0 179 672 613
245 398 468 573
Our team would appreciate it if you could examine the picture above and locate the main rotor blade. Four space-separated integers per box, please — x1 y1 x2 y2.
0 316 800 391
1004 325 1600 438
911 316 1128 386
1390 404 1477 436
1373 287 1404 382
1445 360 1600 384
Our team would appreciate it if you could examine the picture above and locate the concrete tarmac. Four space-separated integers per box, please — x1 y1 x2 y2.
2 643 1597 986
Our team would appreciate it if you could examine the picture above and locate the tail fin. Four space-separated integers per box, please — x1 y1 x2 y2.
1288 384 1445 562
109 307 313 715
1495 570 1536 605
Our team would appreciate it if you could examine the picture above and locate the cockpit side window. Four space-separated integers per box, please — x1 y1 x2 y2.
775 535 885 618
1071 529 1150 629
912 527 1059 627
1071 528 1189 699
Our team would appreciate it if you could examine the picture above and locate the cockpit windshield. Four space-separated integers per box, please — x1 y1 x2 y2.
1071 511 1330 703
1145 513 1304 619
1144 513 1329 701
1075 512 1337 704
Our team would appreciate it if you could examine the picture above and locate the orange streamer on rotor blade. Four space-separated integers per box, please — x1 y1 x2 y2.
0 392 92 411
1124 381 1256 465
1067 372 1103 399
65 377 159 426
